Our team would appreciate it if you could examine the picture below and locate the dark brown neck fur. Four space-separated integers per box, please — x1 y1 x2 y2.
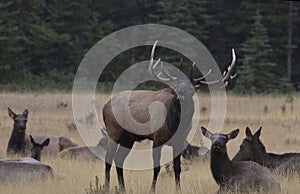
7 129 26 156
210 148 233 185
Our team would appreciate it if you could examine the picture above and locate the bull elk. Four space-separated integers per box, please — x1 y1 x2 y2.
6 108 78 156
102 40 237 192
233 126 300 174
201 127 280 193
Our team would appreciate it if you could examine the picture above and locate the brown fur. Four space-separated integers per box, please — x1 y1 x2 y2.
102 42 237 192
6 108 78 156
1 136 55 182
103 87 194 192
58 146 106 160
182 143 210 161
103 88 184 144
29 135 50 162
58 128 107 160
201 127 280 193
0 160 54 182
233 126 300 174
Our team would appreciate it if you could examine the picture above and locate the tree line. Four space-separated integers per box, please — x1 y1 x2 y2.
0 0 299 93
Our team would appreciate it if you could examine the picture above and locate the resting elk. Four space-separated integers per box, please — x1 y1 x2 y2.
201 127 280 193
102 40 237 192
233 126 300 174
6 107 78 156
58 128 108 160
29 135 50 162
182 142 210 161
0 135 54 182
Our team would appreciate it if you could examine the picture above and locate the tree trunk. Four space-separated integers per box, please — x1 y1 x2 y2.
287 1 293 82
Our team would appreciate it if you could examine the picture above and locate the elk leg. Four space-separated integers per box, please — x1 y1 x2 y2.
150 145 162 193
114 138 134 192
173 147 182 192
105 138 118 190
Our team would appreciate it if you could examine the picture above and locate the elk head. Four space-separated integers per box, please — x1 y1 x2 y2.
8 108 28 133
30 135 50 161
233 127 262 161
148 40 237 99
201 127 239 154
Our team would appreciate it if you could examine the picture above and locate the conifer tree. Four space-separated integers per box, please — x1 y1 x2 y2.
235 11 293 94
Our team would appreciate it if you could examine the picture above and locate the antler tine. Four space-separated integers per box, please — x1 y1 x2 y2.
160 62 177 81
150 40 158 60
194 48 237 87
159 57 184 82
148 40 173 82
191 62 195 84
222 48 236 83
191 62 212 84
193 69 212 82
177 57 183 80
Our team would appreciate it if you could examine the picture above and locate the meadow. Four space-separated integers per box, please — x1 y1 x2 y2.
0 92 299 194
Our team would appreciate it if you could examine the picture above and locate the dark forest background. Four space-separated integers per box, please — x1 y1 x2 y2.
0 0 299 93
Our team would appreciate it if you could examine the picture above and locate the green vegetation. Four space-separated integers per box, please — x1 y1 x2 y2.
0 1 299 93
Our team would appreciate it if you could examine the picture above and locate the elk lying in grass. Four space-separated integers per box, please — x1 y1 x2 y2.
182 142 210 161
58 128 108 160
233 126 300 174
1 135 54 182
29 135 50 162
6 107 78 156
0 160 54 182
201 127 280 193
102 40 237 192
5 135 50 163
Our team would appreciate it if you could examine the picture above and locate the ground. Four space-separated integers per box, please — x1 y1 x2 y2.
0 92 299 194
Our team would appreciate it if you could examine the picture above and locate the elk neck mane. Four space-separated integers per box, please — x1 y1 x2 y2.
210 147 232 185
253 138 267 157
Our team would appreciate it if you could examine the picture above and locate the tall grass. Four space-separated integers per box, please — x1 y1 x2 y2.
0 92 299 193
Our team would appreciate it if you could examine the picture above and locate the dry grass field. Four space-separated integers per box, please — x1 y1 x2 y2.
0 92 299 194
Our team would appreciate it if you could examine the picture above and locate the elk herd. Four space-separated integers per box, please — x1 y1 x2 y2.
0 41 299 193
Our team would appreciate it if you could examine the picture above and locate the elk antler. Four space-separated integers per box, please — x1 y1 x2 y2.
149 40 181 83
191 49 237 87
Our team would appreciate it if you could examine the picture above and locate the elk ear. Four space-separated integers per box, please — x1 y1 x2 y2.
227 129 239 140
8 107 16 118
42 138 50 148
30 135 35 144
245 127 253 137
254 126 262 138
201 127 213 139
23 109 29 118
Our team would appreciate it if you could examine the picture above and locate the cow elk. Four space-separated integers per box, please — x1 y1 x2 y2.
0 160 54 182
1 136 54 182
6 107 78 156
233 126 300 174
29 135 50 162
201 127 280 193
182 143 210 161
58 128 108 160
102 40 237 192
